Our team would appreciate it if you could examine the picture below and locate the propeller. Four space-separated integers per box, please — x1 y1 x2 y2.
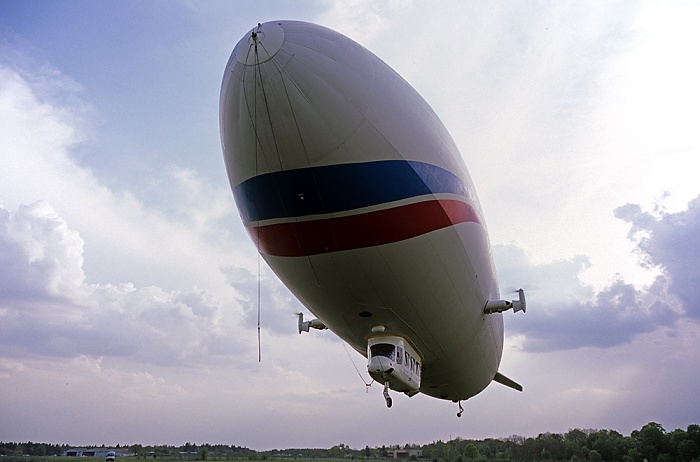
296 312 304 334
504 284 535 294
512 288 526 313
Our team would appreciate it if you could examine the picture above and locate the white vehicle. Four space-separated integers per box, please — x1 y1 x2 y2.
106 452 115 462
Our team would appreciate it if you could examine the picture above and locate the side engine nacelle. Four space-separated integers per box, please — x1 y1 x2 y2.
484 288 527 314
297 312 327 334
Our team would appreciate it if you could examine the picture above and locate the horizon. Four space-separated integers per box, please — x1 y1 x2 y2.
3 421 698 451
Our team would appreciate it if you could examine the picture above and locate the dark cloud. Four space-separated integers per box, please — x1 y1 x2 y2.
495 195 700 351
504 273 677 352
615 196 700 319
0 202 247 366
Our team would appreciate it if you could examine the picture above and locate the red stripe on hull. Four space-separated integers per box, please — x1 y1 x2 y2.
247 199 481 257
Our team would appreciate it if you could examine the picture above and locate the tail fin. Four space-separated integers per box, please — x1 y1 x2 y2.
493 372 523 392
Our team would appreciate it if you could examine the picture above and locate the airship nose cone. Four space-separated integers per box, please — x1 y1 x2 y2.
234 22 285 66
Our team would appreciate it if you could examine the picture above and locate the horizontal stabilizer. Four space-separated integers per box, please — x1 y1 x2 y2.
493 372 523 392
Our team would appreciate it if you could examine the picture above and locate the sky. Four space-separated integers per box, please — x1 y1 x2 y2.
1 0 699 451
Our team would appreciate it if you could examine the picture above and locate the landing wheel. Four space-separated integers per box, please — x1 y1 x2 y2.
457 401 464 418
383 381 392 408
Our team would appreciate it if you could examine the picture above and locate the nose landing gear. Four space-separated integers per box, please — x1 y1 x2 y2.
383 382 392 408
457 401 464 418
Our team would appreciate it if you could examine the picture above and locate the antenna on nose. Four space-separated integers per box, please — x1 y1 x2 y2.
251 23 262 40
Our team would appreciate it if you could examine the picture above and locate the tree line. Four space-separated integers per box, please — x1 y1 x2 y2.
419 423 699 462
1 422 698 462
0 443 253 459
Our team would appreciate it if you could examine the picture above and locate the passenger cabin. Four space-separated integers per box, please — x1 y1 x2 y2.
367 336 422 395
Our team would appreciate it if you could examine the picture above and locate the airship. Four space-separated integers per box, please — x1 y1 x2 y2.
219 20 526 415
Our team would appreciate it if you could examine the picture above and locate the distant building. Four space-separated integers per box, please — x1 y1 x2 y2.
387 449 423 459
62 448 126 458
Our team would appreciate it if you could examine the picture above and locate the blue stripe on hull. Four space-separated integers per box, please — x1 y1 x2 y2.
234 160 471 223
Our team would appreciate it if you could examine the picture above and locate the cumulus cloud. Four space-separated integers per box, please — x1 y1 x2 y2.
0 201 85 300
0 64 262 368
0 202 245 366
